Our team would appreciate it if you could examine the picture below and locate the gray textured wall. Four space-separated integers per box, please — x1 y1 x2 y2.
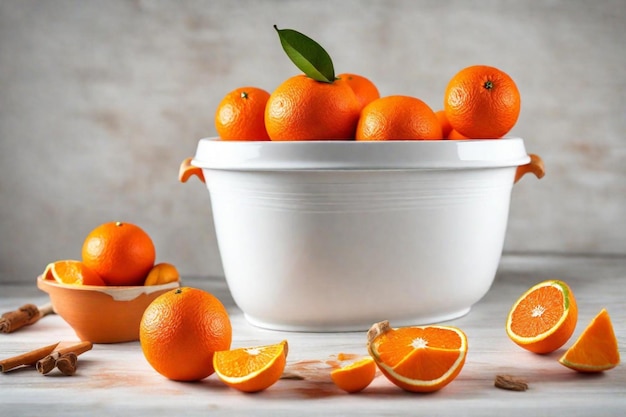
1 0 625 283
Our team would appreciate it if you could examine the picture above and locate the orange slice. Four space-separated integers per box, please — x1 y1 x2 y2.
213 340 288 392
506 279 578 354
559 308 620 372
366 321 468 393
330 357 377 393
144 263 180 286
43 260 106 286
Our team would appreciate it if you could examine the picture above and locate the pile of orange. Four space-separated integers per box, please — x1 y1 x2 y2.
47 26 617 396
140 26 619 393
213 27 521 142
137 278 619 393
42 221 179 287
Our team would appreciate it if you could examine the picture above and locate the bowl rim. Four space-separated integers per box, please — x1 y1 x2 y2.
191 136 531 171
36 275 180 301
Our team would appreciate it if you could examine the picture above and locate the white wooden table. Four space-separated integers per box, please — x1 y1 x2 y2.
1 255 625 416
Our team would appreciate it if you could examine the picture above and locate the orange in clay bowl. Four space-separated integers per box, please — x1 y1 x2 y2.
37 276 180 343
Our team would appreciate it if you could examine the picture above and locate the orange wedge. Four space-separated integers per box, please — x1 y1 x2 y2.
367 321 468 393
213 340 288 392
144 262 180 286
559 308 620 372
330 357 377 393
506 279 578 354
43 260 106 286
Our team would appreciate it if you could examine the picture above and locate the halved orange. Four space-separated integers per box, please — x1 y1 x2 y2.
144 262 180 286
330 357 377 393
367 321 468 393
559 308 620 372
213 340 288 392
506 279 577 354
43 260 106 286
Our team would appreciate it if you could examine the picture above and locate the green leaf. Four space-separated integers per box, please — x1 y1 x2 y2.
274 25 335 83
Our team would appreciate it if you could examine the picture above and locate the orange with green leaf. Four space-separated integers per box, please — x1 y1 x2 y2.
264 27 361 140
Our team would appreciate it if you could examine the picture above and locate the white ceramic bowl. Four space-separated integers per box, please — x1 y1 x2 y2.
180 138 543 331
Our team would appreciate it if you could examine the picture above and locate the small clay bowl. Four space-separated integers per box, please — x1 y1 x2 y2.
37 276 180 343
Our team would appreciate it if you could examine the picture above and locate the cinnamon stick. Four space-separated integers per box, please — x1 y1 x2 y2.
36 341 93 375
0 342 59 372
0 303 54 333
55 353 78 376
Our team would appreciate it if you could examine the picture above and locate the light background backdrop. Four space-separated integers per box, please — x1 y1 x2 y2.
1 0 625 283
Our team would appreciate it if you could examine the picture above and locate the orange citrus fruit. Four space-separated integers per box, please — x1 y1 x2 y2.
215 86 271 141
367 320 468 393
435 109 452 139
355 95 442 141
81 221 156 286
338 73 380 110
559 308 620 372
444 65 521 139
506 279 578 354
447 129 469 140
140 287 232 381
144 262 180 286
330 357 377 393
264 74 361 140
43 260 106 286
213 340 288 392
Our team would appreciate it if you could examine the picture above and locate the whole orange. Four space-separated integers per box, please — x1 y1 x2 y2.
447 129 469 140
140 287 232 381
215 86 270 141
81 221 156 286
435 110 453 139
264 74 361 140
443 65 520 139
356 95 442 141
338 73 380 110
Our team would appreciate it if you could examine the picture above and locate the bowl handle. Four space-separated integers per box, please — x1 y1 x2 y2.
179 157 205 184
514 154 545 184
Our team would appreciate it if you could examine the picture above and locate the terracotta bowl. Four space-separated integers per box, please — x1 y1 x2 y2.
37 276 180 343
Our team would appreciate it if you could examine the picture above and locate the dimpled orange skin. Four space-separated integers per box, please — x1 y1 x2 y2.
356 96 443 141
215 87 271 141
140 287 232 381
435 110 453 139
81 221 156 287
443 65 520 139
338 73 380 110
264 75 361 141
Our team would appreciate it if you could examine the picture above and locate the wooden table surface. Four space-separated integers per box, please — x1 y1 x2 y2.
1 254 625 416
